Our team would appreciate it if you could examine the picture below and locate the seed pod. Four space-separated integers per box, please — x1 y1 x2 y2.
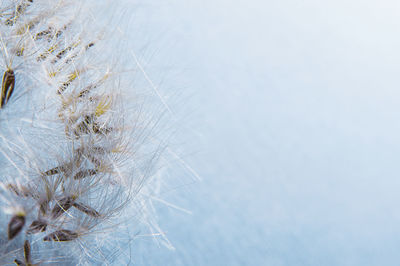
27 220 47 234
51 196 74 219
34 27 53 40
14 240 37 265
23 240 31 264
43 229 78 242
73 169 97 180
8 213 25 240
52 43 77 64
1 69 15 108
73 202 100 217
43 166 61 176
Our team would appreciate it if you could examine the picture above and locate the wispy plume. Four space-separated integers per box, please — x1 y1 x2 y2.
0 0 174 264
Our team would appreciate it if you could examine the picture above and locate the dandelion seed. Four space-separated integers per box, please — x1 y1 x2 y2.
78 84 95 98
0 0 173 263
23 240 30 264
14 240 36 265
8 213 25 240
52 40 81 64
43 230 79 242
43 166 61 176
1 69 15 108
73 169 97 180
27 220 47 234
34 27 53 40
51 196 75 219
73 202 100 217
72 114 112 137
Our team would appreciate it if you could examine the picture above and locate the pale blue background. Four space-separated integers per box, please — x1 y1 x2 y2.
124 0 400 265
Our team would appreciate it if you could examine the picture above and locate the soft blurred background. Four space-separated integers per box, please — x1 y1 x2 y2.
123 0 400 265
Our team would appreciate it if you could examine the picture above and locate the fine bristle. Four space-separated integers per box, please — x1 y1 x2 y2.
0 0 177 264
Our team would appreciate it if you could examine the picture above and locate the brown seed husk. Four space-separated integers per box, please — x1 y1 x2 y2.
73 202 100 217
43 229 78 242
1 69 15 108
8 214 25 240
51 196 74 219
27 220 47 234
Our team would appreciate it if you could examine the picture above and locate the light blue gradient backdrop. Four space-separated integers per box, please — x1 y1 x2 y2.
125 0 400 265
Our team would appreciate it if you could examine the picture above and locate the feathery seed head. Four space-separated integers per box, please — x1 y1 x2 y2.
0 0 177 264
